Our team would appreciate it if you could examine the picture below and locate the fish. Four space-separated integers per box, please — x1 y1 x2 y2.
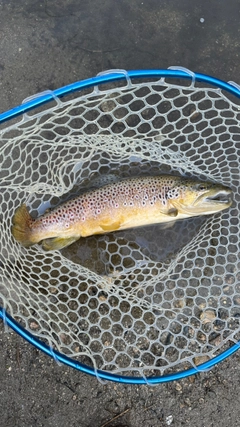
11 175 233 251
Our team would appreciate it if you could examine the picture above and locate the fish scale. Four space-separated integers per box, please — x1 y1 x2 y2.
33 176 176 225
11 175 232 251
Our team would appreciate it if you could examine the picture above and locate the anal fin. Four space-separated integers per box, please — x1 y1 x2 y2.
41 236 79 251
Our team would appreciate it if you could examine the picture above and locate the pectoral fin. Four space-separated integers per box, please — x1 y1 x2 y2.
167 208 178 217
160 207 178 217
41 236 79 251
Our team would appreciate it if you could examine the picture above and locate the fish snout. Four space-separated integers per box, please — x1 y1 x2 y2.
204 188 233 206
195 186 233 208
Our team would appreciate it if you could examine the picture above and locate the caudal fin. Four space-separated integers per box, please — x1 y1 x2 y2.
11 204 35 247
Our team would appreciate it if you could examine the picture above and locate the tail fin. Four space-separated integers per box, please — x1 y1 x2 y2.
11 204 35 247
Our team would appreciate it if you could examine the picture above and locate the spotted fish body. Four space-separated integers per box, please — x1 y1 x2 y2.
12 175 232 251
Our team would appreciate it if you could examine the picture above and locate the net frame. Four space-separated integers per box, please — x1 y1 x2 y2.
0 67 239 384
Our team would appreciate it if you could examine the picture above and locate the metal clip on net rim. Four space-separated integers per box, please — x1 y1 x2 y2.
0 68 240 384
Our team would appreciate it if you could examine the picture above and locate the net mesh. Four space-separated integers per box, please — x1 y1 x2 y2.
0 73 239 378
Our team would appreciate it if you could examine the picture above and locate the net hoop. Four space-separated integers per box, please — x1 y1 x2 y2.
1 307 240 384
0 67 239 384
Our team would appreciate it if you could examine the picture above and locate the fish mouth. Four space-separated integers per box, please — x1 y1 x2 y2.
194 188 233 208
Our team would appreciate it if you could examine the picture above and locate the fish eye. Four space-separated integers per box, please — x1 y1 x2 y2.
197 183 208 191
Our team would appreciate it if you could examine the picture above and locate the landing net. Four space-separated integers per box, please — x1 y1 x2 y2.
0 69 239 380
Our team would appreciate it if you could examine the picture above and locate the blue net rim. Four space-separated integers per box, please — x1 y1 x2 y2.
0 68 240 384
1 307 240 384
0 68 240 124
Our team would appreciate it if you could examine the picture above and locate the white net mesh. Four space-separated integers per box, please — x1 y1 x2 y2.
0 72 239 378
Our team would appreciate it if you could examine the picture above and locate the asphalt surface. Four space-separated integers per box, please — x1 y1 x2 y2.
0 1 240 426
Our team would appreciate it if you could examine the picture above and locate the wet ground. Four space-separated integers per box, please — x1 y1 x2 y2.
0 1 240 426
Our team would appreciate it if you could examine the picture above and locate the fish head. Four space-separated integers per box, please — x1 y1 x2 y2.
170 179 233 216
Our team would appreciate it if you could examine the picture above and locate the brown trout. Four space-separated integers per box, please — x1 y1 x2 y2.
12 175 232 251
